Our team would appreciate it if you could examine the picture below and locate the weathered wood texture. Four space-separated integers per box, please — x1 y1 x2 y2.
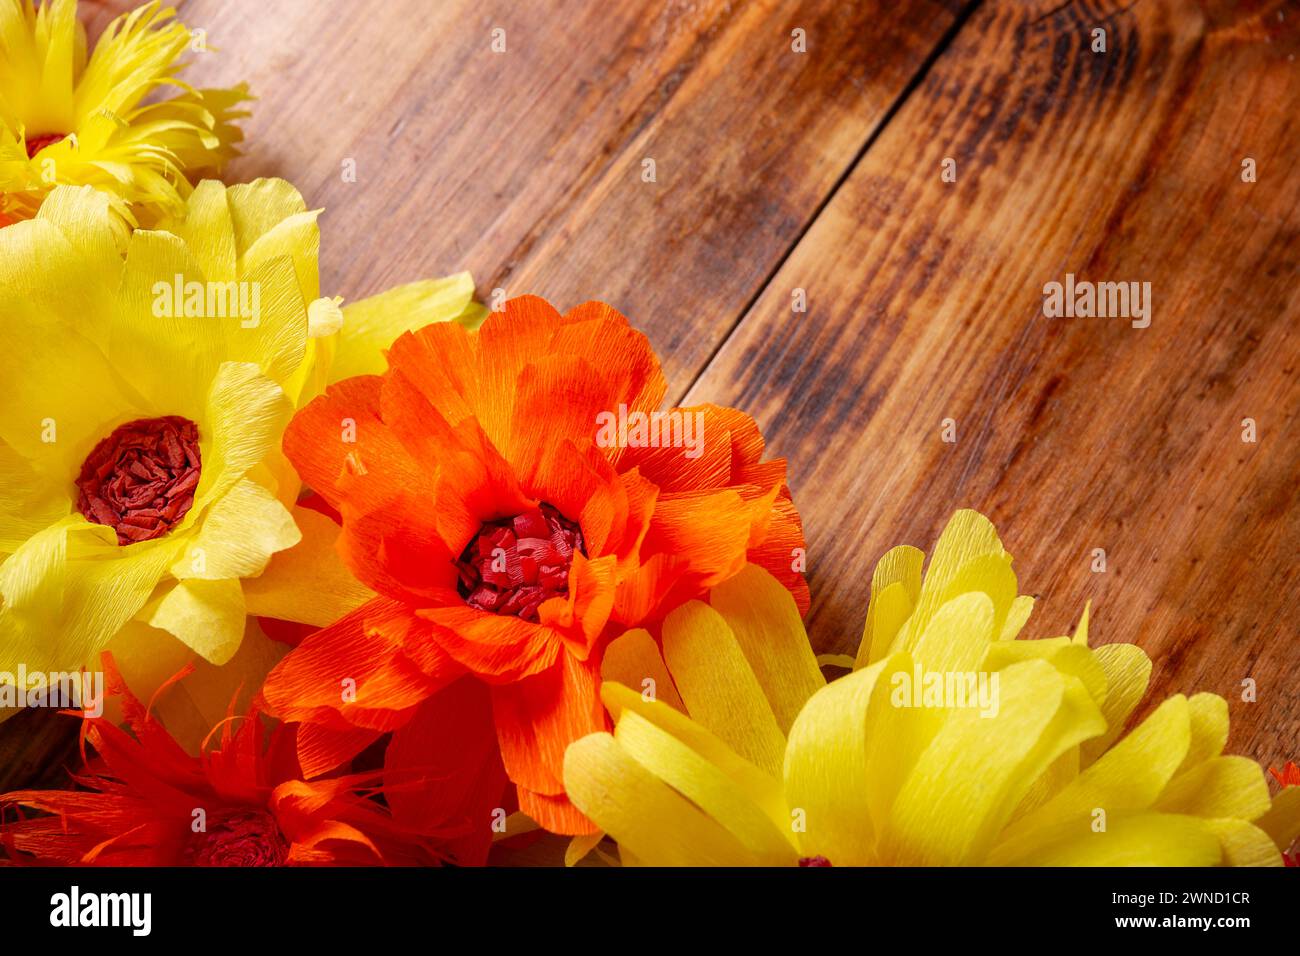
3 0 1297 789
687 0 1300 762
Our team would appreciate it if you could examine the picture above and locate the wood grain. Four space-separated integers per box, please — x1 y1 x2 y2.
685 0 1300 762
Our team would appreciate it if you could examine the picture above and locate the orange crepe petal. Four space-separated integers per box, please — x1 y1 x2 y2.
490 651 608 796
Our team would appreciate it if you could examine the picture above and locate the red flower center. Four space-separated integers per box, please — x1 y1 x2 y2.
75 416 202 545
454 503 584 622
185 809 289 867
798 856 833 867
25 132 65 158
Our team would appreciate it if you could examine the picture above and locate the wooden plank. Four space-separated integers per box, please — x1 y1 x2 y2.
684 0 1300 762
178 0 961 388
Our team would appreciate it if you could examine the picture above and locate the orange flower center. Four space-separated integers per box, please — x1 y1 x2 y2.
25 132 65 158
75 416 201 545
185 809 289 866
455 503 584 622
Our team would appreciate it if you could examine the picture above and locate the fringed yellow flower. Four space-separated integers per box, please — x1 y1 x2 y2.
0 0 250 223
565 510 1300 866
0 180 484 723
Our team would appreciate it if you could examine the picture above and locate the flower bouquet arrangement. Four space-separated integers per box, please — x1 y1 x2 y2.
0 0 1296 874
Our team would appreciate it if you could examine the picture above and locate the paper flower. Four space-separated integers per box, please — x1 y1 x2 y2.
262 295 807 834
565 510 1300 866
0 655 488 865
0 0 250 224
0 181 483 710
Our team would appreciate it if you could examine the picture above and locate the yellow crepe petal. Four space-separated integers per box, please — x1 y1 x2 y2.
783 656 904 864
241 505 375 627
192 362 293 514
1203 819 1285 867
1080 642 1153 766
1155 756 1272 820
1179 692 1229 773
600 681 788 833
328 273 483 383
989 812 1223 866
858 544 922 666
879 660 1105 865
1001 695 1191 841
998 594 1035 641
600 628 685 712
614 710 798 864
660 600 786 777
0 517 180 674
147 577 246 665
563 732 756 866
1254 786 1300 853
171 478 300 581
708 564 823 732
906 591 995 673
903 509 1005 643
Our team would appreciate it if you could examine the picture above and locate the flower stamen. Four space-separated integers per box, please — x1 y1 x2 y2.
25 132 66 158
455 503 584 622
75 416 201 545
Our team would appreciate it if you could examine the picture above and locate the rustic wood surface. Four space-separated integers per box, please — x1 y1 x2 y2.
3 0 1296 792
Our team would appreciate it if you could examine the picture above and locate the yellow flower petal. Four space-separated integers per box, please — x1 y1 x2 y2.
708 564 822 733
1155 756 1272 821
614 709 798 864
600 628 685 712
990 813 1223 866
857 543 922 666
564 732 755 866
879 660 1105 865
241 505 374 627
1080 641 1153 766
171 478 300 581
328 273 484 383
661 600 786 777
192 362 293 515
147 577 246 665
1254 785 1300 853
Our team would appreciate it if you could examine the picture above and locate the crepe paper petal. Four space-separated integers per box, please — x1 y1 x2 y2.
242 505 375 628
661 600 786 778
859 580 914 668
600 682 788 831
1255 786 1300 854
879 660 1105 866
600 628 685 713
296 723 384 781
329 274 485 383
563 732 753 866
708 564 823 734
983 637 1109 707
490 652 608 802
1080 641 1153 766
988 813 1223 866
0 517 181 676
999 594 1035 641
193 362 294 514
170 479 300 581
816 653 857 670
614 709 798 864
564 831 605 867
1204 819 1286 867
516 786 600 837
1000 695 1192 843
907 591 996 675
902 509 1005 645
1155 756 1272 821
784 657 904 864
384 678 507 866
148 577 246 665
1180 692 1229 773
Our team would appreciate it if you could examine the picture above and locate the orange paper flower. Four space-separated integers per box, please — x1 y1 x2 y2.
0 655 494 866
262 296 807 833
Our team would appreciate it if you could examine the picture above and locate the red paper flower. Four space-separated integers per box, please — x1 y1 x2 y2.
0 655 498 866
262 296 807 833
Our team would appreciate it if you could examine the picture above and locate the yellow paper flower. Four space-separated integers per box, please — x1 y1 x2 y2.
0 180 484 712
565 511 1299 866
0 0 250 224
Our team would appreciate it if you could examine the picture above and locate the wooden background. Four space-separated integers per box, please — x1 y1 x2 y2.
4 0 1296 788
